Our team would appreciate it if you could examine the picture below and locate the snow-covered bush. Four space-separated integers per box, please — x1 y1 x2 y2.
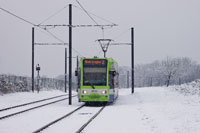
0 74 68 94
170 79 200 95
0 75 29 94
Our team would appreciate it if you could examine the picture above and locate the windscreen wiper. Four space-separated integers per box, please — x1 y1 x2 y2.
90 83 95 89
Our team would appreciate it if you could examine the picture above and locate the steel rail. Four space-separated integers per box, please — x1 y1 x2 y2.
0 94 68 112
0 95 76 120
32 104 85 133
76 105 106 133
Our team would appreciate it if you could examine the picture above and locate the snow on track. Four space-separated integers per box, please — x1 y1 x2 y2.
41 106 104 133
0 94 68 112
0 90 65 109
32 105 85 133
0 90 81 133
0 95 70 120
1 87 200 133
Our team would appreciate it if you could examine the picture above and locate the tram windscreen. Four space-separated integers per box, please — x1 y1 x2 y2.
83 59 107 86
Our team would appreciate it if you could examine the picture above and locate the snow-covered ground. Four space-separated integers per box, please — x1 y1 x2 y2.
86 87 200 133
0 87 200 133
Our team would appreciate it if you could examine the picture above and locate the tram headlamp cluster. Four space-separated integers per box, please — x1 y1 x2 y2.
82 90 87 94
102 90 107 94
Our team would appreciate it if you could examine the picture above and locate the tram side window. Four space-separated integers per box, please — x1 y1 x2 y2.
78 70 81 88
114 72 119 88
109 73 114 89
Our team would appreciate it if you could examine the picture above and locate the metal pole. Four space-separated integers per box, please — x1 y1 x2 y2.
131 27 134 94
127 71 129 88
32 27 34 92
66 52 68 92
76 56 79 70
65 48 67 93
69 4 72 105
76 56 79 91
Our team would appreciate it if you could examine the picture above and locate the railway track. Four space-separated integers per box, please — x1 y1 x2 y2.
32 104 106 133
0 94 68 112
0 95 76 120
76 105 106 133
32 105 85 133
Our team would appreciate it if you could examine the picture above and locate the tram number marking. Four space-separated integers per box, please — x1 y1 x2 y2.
91 90 98 93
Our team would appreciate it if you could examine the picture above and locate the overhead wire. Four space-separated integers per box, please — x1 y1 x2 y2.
0 6 85 58
37 6 68 26
72 4 117 27
0 7 36 26
34 26 59 40
36 24 118 28
73 1 118 57
97 50 103 57
73 1 131 56
75 0 99 25
1 4 121 58
35 43 68 45
110 43 131 45
45 29 85 57
109 28 131 46
35 5 85 57
73 2 131 55
112 28 131 40
45 29 66 44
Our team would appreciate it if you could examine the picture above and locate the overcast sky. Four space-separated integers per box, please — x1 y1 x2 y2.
0 0 200 77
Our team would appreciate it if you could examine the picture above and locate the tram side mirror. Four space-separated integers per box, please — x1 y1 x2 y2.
113 71 117 76
110 71 117 76
75 70 78 76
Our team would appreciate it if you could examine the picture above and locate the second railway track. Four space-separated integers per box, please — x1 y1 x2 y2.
0 95 76 120
0 94 68 112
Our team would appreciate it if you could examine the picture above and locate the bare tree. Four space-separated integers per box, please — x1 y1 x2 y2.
162 57 180 87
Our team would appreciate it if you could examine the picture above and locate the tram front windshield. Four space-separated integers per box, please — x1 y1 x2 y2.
83 60 107 86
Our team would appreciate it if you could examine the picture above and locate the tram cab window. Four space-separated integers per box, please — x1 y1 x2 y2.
109 71 114 89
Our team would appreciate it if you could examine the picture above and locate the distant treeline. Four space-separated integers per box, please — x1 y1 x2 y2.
0 75 73 94
119 57 200 88
1 57 200 94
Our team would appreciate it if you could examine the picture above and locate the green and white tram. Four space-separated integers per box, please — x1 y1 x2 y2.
75 57 119 103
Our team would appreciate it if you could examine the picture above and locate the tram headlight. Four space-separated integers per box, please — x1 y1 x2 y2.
82 90 87 94
102 90 107 94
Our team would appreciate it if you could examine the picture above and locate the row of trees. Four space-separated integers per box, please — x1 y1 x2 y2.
0 75 67 94
1 57 200 93
119 57 200 88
